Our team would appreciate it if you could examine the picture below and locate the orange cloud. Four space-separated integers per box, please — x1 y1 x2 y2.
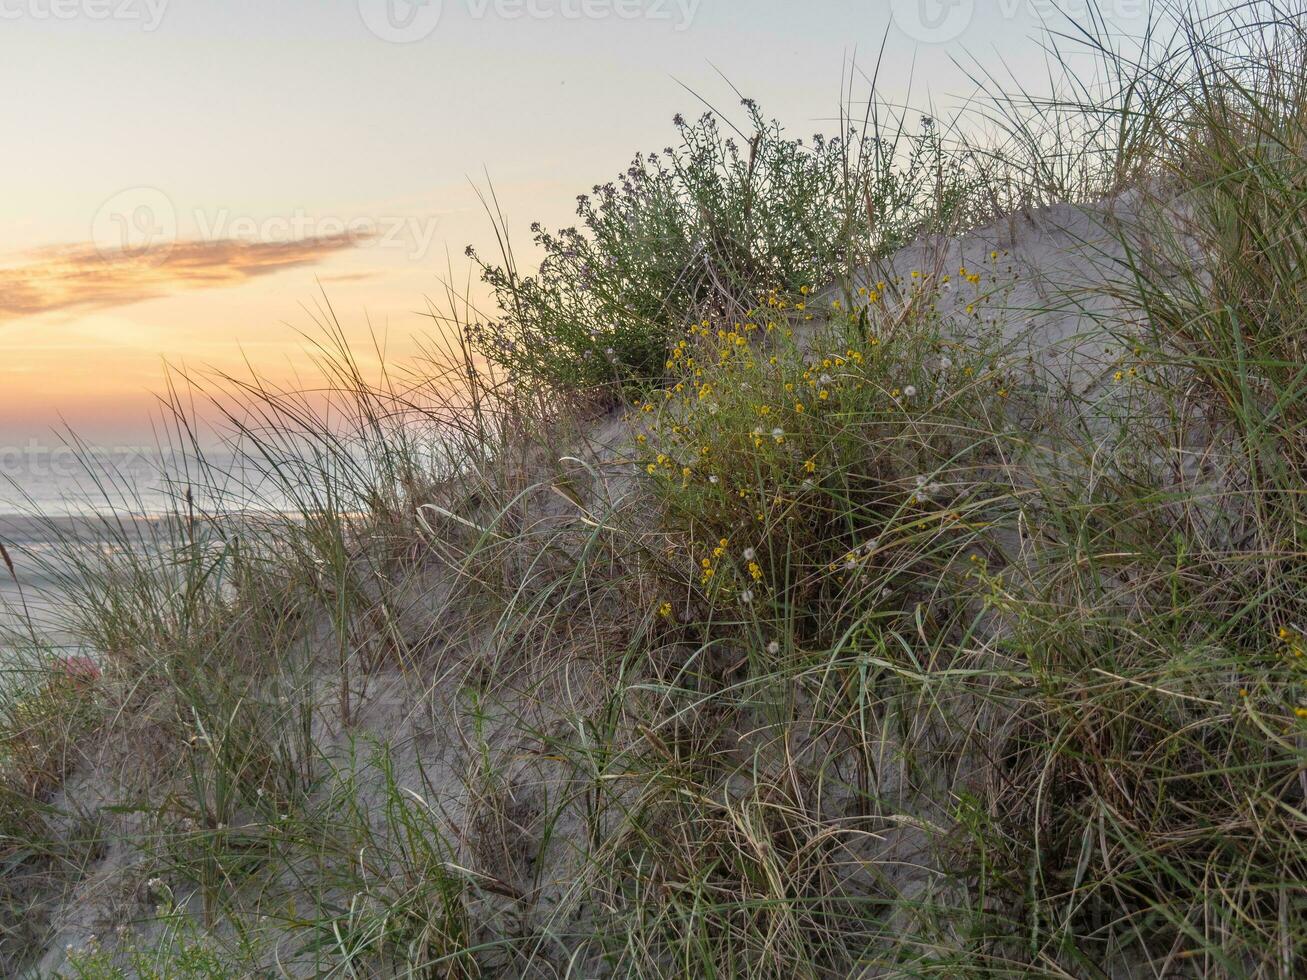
0 234 363 322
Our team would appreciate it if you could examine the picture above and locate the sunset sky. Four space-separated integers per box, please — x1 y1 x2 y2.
1 0 1163 445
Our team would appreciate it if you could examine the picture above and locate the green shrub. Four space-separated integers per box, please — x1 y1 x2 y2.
468 104 992 396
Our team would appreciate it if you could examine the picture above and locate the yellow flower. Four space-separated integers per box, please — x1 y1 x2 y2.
804 458 816 473
658 601 673 618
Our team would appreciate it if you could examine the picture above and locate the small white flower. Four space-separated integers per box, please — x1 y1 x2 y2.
740 589 754 603
940 356 953 370
708 403 719 414
766 640 780 655
862 538 879 553
820 373 833 384
743 547 756 561
709 474 719 484
915 475 928 486
843 558 859 571
771 427 784 441
927 482 943 496
903 385 917 398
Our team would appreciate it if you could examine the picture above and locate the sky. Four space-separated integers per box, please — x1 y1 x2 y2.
0 0 1166 448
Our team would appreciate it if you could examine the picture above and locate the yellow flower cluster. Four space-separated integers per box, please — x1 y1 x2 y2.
627 274 1011 608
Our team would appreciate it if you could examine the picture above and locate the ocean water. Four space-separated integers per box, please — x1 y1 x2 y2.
0 446 253 666
0 440 407 671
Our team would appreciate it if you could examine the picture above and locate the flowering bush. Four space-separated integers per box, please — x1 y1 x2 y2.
469 104 989 396
632 266 1016 648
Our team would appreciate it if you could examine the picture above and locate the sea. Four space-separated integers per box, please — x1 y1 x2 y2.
0 446 254 672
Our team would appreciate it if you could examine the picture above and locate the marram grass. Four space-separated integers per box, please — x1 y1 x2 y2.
2 4 1306 977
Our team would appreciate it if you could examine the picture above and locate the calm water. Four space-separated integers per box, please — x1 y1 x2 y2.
0 441 402 669
0 447 259 665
